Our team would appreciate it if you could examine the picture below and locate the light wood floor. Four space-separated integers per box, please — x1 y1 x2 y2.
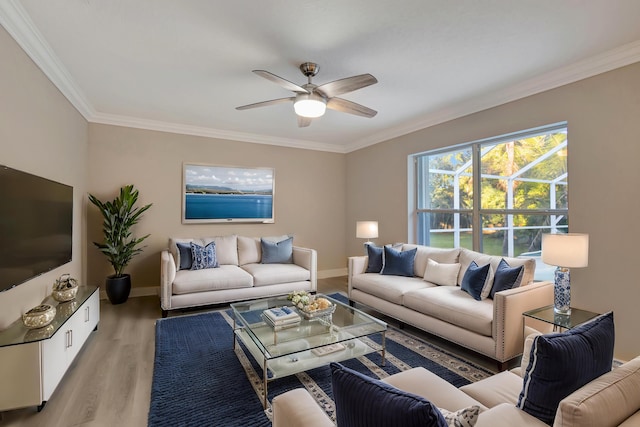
0 277 497 426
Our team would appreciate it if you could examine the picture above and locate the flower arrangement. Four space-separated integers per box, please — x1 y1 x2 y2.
287 290 311 309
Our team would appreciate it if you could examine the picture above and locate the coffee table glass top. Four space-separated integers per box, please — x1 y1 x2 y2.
230 294 387 359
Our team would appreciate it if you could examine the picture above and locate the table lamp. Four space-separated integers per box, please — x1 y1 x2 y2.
356 221 378 246
541 233 589 315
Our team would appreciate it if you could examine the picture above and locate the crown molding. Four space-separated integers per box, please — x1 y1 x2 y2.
90 112 346 153
2 2 639 154
0 0 95 119
344 40 640 153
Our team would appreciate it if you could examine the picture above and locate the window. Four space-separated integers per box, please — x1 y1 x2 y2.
411 123 568 281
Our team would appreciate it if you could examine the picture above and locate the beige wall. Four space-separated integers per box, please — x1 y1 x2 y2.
0 26 88 329
346 62 640 360
86 124 347 289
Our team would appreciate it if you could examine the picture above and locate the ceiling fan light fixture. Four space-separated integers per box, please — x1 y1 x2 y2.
294 93 326 118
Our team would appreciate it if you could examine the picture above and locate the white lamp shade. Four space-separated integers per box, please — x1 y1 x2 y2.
542 233 589 268
294 93 326 118
356 221 378 239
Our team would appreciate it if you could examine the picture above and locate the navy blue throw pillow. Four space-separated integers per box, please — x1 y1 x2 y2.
517 311 615 425
460 261 490 301
381 247 417 277
365 244 384 273
330 363 447 427
489 258 524 298
176 242 193 270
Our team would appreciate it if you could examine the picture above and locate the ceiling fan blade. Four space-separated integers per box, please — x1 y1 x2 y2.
327 97 377 118
236 97 294 110
253 70 309 93
297 116 312 127
314 74 377 98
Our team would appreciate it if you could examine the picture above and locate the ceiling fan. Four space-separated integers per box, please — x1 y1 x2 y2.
236 62 378 127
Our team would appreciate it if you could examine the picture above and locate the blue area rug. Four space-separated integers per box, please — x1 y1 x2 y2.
148 294 493 427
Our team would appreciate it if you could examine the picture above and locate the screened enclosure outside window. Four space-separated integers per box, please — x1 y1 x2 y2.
411 123 568 281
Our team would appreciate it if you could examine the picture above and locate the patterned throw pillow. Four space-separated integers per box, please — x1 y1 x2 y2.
190 242 218 270
439 406 480 427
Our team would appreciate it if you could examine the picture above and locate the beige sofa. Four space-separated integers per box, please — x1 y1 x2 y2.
272 354 640 427
160 235 316 317
348 245 553 368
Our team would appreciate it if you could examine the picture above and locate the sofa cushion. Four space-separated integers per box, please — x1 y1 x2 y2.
172 265 253 294
489 259 524 298
461 261 492 301
423 258 461 286
237 236 261 265
330 362 447 427
403 286 494 337
402 245 460 278
261 236 293 264
554 356 640 427
190 241 219 270
460 371 523 408
241 263 310 286
381 246 417 277
200 235 238 265
517 311 615 425
352 273 431 305
365 244 384 273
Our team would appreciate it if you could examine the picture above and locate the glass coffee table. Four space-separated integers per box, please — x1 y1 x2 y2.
230 294 387 409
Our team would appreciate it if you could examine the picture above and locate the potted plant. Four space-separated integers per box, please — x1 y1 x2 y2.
88 185 152 304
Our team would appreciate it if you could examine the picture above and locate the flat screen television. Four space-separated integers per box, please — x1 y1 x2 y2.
0 165 73 293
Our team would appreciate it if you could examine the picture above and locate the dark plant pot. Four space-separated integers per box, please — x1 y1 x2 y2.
106 274 131 305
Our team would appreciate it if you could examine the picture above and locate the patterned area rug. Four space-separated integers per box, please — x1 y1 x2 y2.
148 295 494 427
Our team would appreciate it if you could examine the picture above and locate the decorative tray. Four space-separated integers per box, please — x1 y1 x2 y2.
296 303 336 319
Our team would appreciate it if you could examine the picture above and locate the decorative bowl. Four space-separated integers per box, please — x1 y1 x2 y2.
52 274 78 302
22 304 56 329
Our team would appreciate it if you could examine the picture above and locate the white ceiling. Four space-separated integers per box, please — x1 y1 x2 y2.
2 1 640 153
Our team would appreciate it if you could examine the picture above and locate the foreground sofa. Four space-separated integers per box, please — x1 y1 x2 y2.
274 313 640 427
349 244 553 368
160 235 316 316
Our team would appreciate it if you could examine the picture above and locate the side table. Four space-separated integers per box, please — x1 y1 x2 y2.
523 305 600 334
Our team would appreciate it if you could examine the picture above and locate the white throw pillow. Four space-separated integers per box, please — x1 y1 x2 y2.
423 258 461 286
439 405 480 427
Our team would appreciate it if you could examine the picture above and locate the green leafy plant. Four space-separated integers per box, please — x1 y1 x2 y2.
88 185 152 277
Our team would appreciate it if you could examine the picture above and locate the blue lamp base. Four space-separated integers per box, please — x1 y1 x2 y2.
554 267 571 315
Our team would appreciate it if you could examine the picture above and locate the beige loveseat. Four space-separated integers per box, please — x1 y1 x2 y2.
348 245 553 368
272 354 640 427
160 235 316 317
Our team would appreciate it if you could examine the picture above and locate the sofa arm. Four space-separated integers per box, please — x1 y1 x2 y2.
347 256 368 296
272 388 334 427
160 250 176 311
493 281 554 362
293 246 318 292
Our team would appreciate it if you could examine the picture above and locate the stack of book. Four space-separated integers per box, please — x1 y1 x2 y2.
262 306 301 330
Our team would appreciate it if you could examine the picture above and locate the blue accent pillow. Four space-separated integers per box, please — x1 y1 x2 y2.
381 246 417 277
365 244 384 273
176 242 193 270
330 363 447 427
461 261 490 301
517 311 615 425
261 236 293 264
190 242 218 270
489 258 524 298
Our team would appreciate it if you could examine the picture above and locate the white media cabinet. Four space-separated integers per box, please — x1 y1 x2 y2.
0 286 100 412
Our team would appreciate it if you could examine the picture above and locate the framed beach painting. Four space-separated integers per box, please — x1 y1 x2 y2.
182 163 275 223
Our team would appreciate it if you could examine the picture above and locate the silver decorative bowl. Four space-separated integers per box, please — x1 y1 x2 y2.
22 304 56 329
52 274 78 302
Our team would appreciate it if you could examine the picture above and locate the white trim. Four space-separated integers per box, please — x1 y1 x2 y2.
2 1 639 154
